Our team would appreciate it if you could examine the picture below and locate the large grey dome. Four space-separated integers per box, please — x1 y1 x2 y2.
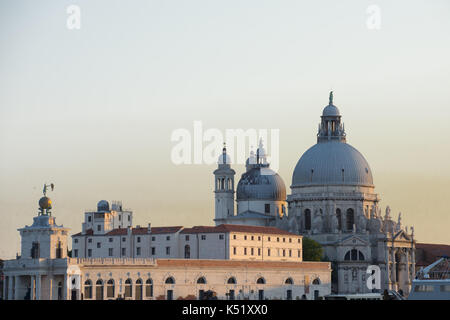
237 167 286 201
292 141 373 187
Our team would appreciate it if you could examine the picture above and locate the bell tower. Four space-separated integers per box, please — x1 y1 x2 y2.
213 144 235 225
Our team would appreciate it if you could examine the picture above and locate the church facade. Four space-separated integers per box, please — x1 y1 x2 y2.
213 92 416 295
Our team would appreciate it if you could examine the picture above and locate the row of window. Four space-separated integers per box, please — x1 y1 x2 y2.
303 208 356 231
235 235 300 244
83 276 322 299
75 246 172 258
232 247 301 258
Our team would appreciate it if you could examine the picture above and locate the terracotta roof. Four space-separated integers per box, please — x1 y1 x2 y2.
156 259 329 270
72 229 93 237
415 243 450 267
106 226 183 236
180 224 298 236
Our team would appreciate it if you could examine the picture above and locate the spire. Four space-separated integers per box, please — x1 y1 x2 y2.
329 91 333 105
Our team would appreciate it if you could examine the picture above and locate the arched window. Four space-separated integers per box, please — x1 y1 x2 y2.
84 280 92 299
304 209 311 231
227 277 236 284
285 278 293 285
165 277 175 284
124 278 132 298
197 277 206 284
95 279 103 300
346 208 354 230
135 279 143 300
336 208 342 230
344 249 365 261
256 277 265 284
106 279 115 298
145 279 153 298
312 278 321 285
184 245 190 259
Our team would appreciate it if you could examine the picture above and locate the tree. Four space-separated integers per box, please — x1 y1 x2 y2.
302 237 323 261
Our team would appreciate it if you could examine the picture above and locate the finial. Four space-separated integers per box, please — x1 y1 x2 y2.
329 91 333 105
222 142 226 152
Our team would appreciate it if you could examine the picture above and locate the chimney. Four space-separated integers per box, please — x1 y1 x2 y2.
147 223 151 234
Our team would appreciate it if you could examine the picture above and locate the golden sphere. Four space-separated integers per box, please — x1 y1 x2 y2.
39 196 52 209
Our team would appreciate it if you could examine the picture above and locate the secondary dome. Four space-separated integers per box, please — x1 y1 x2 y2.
322 104 340 117
292 141 373 187
237 167 286 201
97 200 110 211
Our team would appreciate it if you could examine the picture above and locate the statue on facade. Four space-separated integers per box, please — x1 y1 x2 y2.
312 209 323 234
385 206 391 220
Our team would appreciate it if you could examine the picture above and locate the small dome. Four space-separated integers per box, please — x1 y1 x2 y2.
292 141 373 187
322 104 340 117
237 167 286 201
218 153 232 164
39 196 52 210
97 200 110 212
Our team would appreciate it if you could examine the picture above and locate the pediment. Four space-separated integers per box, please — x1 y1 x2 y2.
338 235 369 246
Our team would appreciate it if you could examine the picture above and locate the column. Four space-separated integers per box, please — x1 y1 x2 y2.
2 276 7 300
36 275 41 300
14 276 19 300
8 276 13 300
64 274 68 300
49 276 53 300
30 275 35 300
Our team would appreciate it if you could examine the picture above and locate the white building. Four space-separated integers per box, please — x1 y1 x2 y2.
211 92 416 296
2 193 331 300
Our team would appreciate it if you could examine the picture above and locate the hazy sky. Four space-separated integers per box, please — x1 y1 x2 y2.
1 0 449 258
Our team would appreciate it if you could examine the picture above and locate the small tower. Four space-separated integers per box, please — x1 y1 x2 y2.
317 91 346 143
213 144 235 225
18 184 70 259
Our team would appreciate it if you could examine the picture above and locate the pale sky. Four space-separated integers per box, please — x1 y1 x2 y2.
1 0 449 258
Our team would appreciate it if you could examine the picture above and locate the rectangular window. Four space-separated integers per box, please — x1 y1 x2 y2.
151 247 155 255
283 249 286 257
268 249 271 256
108 248 113 256
233 234 236 240
277 237 280 242
233 247 236 255
201 235 206 240
166 247 170 255
74 249 78 257
244 235 247 240
97 242 101 248
244 248 247 255
185 235 190 241
289 249 292 257
109 238 113 242
283 238 285 242
298 250 301 258
128 215 130 221
265 204 270 213
258 236 261 241
414 285 435 292
268 237 271 241
74 239 79 244
137 247 141 256
152 236 155 241
258 248 261 256
121 248 126 256
289 238 292 243
97 225 101 231
88 238 92 243
119 215 121 221
88 216 92 222
219 234 224 240
122 237 126 242
251 248 254 255
88 249 92 257
251 236 254 241
166 236 170 241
